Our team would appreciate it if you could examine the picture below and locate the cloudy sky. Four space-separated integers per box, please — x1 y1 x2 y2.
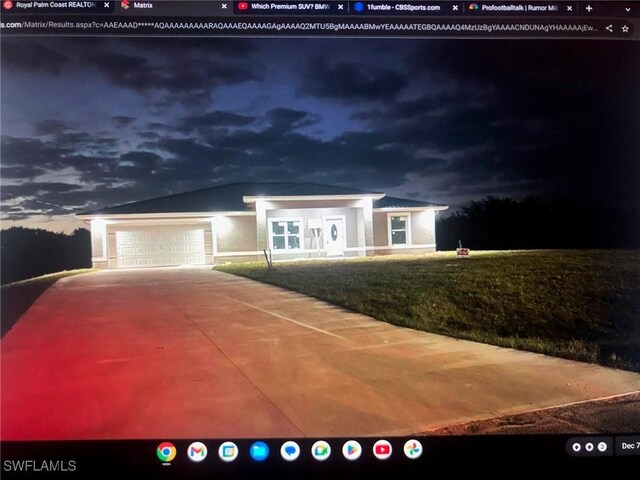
1 37 638 232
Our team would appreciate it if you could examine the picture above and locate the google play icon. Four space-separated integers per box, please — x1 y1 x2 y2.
342 440 362 461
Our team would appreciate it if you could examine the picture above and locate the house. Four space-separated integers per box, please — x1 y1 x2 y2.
77 183 448 268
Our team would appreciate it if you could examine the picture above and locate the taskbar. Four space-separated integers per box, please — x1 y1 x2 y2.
2 434 639 478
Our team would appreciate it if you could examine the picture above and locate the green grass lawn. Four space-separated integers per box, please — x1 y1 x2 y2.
216 250 640 372
1 269 95 338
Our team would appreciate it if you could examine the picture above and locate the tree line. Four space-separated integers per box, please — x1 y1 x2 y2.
1 227 92 285
436 196 640 250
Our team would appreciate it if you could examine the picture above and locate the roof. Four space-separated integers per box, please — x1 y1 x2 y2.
373 196 444 209
78 182 446 216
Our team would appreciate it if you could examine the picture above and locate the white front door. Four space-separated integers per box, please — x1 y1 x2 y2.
323 217 345 257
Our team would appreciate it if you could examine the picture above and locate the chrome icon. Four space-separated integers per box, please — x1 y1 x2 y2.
157 442 177 463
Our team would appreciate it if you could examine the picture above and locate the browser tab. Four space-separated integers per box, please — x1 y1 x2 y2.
465 2 577 15
234 1 341 15
2 0 114 13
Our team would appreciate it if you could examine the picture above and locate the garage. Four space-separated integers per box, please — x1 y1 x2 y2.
114 226 206 268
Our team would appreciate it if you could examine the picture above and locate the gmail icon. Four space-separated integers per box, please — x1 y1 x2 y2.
187 441 208 462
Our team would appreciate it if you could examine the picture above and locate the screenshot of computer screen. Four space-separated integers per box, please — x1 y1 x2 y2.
1 0 639 477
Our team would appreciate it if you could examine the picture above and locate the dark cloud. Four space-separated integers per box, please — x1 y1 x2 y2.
265 108 321 132
1 135 70 169
0 41 70 75
117 151 163 176
2 37 260 109
138 131 162 140
34 120 70 136
1 165 46 179
32 120 118 152
178 111 256 133
111 116 136 127
83 45 258 108
148 122 175 131
1 182 81 202
299 56 408 103
141 109 415 191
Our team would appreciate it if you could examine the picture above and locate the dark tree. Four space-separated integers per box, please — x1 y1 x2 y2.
436 196 640 251
0 227 92 285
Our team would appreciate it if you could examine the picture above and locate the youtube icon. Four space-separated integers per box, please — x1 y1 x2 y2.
373 440 392 460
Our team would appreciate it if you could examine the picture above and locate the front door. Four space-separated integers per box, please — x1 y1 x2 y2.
323 217 345 257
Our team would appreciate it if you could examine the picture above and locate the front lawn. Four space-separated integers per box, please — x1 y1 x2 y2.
216 250 640 372
1 269 95 337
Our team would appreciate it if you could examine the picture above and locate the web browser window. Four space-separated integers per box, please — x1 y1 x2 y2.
1 1 639 477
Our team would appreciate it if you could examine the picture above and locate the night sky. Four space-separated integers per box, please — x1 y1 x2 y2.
1 37 639 232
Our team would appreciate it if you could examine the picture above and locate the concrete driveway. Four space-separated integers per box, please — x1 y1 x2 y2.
2 267 639 440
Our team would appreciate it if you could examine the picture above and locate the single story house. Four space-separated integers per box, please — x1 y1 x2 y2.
77 182 448 268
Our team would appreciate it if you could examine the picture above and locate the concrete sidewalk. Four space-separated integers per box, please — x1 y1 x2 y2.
2 267 639 439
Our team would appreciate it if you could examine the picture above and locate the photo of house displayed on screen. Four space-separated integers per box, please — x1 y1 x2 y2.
1 37 639 441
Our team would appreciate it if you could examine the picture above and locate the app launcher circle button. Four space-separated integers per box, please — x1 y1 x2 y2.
373 440 392 460
342 440 362 461
218 441 239 462
403 439 423 460
250 441 270 462
187 442 207 462
311 440 331 461
280 441 301 461
156 442 177 463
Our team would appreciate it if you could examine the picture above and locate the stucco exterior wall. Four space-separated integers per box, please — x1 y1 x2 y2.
410 210 436 245
372 212 389 247
90 220 107 265
215 215 258 254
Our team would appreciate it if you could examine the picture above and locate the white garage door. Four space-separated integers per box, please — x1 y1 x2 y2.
115 226 206 268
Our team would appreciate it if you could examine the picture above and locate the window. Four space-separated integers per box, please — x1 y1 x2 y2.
270 219 302 250
389 215 410 246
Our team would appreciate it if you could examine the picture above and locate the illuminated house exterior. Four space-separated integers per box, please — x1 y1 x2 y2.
77 183 448 268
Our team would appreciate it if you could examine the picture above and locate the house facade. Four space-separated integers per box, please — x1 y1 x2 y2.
77 183 448 268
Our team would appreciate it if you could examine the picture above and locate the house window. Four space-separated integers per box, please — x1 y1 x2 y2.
270 219 303 250
389 215 410 245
